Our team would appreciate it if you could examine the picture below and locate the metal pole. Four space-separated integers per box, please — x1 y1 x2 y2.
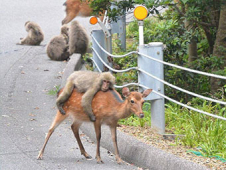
117 13 126 50
138 21 144 45
92 29 112 72
138 42 165 134
110 4 126 50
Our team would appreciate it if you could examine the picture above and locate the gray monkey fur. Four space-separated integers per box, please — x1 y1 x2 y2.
46 25 70 61
69 20 89 56
17 21 44 45
56 71 115 121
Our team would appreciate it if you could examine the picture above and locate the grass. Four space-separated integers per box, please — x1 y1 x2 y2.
119 99 226 160
165 100 226 159
47 85 60 96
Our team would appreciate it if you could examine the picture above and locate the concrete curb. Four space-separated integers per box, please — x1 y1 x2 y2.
81 124 208 170
60 54 82 87
61 54 208 170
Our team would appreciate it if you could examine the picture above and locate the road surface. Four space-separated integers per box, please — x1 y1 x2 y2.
0 0 138 169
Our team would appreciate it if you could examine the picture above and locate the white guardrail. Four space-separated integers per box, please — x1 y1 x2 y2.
91 35 226 121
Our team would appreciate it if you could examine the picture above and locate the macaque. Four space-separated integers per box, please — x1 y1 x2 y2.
56 71 115 121
68 20 89 56
17 21 44 45
46 25 70 61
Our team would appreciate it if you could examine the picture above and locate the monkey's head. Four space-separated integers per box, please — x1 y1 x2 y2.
61 25 69 36
100 72 115 92
24 21 31 31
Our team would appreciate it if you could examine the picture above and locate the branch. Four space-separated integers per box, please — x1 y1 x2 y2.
168 3 184 16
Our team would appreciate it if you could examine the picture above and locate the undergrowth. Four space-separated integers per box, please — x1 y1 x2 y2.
165 99 226 159
119 99 226 159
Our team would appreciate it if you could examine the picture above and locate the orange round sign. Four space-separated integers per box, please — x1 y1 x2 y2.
89 16 98 25
134 6 148 20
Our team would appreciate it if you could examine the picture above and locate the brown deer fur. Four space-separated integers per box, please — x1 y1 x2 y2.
62 0 104 25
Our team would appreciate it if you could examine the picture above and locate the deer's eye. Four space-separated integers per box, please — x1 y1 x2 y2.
131 100 134 104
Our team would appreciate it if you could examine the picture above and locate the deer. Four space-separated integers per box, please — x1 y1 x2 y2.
37 87 152 164
62 0 105 25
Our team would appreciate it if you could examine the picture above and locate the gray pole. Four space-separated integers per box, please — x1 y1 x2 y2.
117 13 126 50
110 4 126 51
138 42 165 134
92 29 112 72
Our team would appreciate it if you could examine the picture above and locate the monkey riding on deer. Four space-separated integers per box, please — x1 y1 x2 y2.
56 70 115 122
38 86 152 164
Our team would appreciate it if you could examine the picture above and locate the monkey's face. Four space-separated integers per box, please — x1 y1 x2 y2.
101 80 111 92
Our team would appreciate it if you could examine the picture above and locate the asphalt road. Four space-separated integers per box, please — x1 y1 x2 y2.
0 0 138 169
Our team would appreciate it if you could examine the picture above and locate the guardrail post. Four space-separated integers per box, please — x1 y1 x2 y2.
138 42 165 134
110 4 126 50
92 29 112 72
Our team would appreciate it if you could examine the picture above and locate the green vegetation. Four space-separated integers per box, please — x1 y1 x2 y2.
119 98 226 159
114 10 226 160
165 100 226 159
47 85 60 96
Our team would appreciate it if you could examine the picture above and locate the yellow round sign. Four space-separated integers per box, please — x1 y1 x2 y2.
89 16 98 25
134 5 148 20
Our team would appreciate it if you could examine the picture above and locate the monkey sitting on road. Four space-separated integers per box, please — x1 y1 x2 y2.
17 21 44 45
46 25 70 61
56 71 115 122
68 20 89 56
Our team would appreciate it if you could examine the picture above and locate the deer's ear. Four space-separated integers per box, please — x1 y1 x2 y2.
142 89 152 98
122 87 130 97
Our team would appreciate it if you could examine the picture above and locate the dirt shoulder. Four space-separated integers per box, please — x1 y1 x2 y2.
118 125 226 170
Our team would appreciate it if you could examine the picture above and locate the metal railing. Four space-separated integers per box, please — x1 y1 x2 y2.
91 29 226 133
91 46 226 121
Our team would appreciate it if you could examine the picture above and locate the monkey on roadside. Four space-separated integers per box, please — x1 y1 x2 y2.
46 25 70 61
68 20 89 56
17 21 44 45
56 71 115 122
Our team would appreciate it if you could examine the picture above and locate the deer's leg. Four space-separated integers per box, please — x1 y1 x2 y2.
71 122 92 159
110 125 122 164
94 121 103 164
37 111 68 160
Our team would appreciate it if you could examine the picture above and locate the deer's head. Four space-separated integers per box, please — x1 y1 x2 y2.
122 87 152 118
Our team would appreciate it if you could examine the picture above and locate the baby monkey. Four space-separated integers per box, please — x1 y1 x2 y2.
56 71 115 122
17 21 44 45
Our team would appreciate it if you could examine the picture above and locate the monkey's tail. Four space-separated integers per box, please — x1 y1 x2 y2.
56 81 74 115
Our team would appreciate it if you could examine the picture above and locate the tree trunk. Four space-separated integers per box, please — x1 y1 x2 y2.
185 19 197 62
211 2 226 93
188 36 197 62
